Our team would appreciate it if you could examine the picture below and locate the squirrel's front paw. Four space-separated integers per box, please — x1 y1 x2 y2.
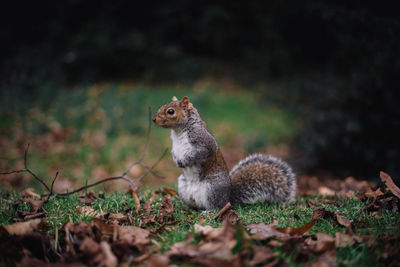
176 160 185 168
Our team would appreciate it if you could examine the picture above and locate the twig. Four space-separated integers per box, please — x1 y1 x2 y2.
214 202 232 219
46 171 60 201
0 107 167 199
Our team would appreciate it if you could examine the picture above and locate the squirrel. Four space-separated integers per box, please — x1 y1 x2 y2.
152 96 296 210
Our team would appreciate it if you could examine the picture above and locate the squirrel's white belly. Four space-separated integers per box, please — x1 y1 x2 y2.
171 129 212 209
178 166 211 209
171 130 192 163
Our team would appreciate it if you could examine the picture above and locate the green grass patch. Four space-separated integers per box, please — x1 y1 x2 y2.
0 188 399 266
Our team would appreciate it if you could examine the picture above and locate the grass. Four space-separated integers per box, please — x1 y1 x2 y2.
1 188 399 266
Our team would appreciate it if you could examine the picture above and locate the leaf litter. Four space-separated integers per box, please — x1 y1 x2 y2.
1 172 400 266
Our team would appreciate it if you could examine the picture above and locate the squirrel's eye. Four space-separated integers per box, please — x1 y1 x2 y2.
167 109 175 115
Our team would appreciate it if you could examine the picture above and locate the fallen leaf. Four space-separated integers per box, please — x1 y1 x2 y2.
80 237 101 260
163 187 177 196
380 171 400 199
100 241 118 267
250 246 277 265
157 195 174 223
75 206 105 217
306 232 335 253
335 213 354 234
167 220 238 263
335 232 357 247
246 220 289 240
145 255 170 267
23 188 41 199
318 186 336 197
118 225 150 251
276 208 326 235
93 218 118 240
195 224 216 236
307 249 336 267
2 219 47 235
26 199 44 213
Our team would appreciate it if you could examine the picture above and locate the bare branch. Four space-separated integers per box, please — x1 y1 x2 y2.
2 107 167 200
47 171 60 200
26 169 51 193
0 169 27 175
54 176 135 197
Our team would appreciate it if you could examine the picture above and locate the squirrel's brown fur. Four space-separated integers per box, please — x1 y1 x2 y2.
153 96 296 210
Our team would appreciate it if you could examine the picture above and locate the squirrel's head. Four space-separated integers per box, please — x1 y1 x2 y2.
152 96 194 128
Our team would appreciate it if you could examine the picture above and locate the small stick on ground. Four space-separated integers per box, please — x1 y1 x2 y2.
214 202 232 220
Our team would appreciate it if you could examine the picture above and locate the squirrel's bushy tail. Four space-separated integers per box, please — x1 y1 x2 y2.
229 154 296 205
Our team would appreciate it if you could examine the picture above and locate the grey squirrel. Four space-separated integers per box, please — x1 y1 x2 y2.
152 96 296 210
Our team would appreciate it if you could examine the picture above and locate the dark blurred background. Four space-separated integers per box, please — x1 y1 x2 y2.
1 0 399 186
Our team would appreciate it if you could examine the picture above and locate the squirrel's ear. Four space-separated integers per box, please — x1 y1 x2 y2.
180 96 193 110
172 96 178 101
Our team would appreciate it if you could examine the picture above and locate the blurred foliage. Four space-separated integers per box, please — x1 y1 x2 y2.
0 1 399 180
0 84 297 191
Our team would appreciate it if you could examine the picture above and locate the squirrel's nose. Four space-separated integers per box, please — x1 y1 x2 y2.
152 116 157 123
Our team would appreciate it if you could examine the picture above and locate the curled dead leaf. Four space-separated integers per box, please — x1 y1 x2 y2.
246 220 289 240
250 246 278 266
75 206 105 218
276 208 326 235
118 225 150 251
2 219 48 235
163 187 177 196
26 199 44 213
23 188 41 199
380 171 400 199
335 232 359 247
100 241 118 267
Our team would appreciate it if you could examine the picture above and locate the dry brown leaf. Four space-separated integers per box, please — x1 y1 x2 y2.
364 187 384 199
23 188 41 199
118 225 150 251
307 249 336 267
335 232 357 247
163 187 177 196
100 241 118 267
145 255 170 267
93 218 118 240
246 220 289 240
195 224 216 236
276 208 326 235
335 213 354 234
305 232 335 253
26 199 44 213
380 171 400 199
167 220 238 263
318 186 336 197
79 237 101 258
250 246 277 265
2 219 47 235
75 206 105 217
157 195 174 223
